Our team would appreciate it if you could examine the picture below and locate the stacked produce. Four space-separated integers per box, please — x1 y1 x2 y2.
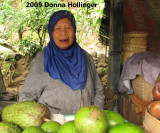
1 101 50 129
41 121 61 132
58 121 77 133
0 101 50 132
0 122 21 133
152 80 160 101
22 126 44 133
0 101 146 133
147 80 160 119
143 80 160 132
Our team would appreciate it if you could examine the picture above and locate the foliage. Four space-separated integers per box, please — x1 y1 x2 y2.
71 0 105 46
17 38 42 57
103 67 108 74
87 0 105 31
1 57 17 87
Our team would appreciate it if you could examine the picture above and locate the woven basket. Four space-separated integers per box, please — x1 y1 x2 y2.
122 44 147 53
143 109 160 133
121 46 146 64
123 31 148 38
121 31 148 64
121 50 135 64
123 38 147 47
132 75 153 101
123 37 147 45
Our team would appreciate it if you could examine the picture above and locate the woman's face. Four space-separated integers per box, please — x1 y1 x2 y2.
52 17 75 49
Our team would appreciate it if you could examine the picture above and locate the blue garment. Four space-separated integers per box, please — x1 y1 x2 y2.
44 10 87 90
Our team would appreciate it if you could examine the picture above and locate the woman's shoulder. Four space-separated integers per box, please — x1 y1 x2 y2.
83 49 92 58
32 50 44 62
83 49 94 62
35 50 44 58
28 50 44 72
30 50 44 67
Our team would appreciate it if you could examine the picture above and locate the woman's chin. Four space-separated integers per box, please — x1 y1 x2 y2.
56 44 73 49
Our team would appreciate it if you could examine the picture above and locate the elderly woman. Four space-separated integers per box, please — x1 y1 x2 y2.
19 10 105 115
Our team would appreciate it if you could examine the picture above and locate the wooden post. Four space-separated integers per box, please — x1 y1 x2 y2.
107 0 123 91
0 68 6 93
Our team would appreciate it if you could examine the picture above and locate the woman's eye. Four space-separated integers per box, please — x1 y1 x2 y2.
66 26 70 29
55 27 60 30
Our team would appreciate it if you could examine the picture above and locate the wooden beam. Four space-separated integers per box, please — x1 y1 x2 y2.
108 0 123 91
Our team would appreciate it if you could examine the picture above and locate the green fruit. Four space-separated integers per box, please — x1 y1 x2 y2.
1 101 50 129
104 110 125 128
74 105 108 133
58 121 78 133
41 121 61 133
22 126 44 133
0 122 21 133
108 122 147 133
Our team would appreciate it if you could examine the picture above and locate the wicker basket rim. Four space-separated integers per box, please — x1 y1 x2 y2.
123 31 148 38
143 109 160 132
122 49 146 53
123 42 147 45
123 40 147 43
123 45 147 49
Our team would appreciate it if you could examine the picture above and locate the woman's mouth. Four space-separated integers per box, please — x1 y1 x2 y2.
60 39 69 43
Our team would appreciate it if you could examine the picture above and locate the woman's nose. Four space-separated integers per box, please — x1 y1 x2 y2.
61 28 67 35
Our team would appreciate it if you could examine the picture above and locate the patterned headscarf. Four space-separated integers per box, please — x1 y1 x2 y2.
44 10 87 90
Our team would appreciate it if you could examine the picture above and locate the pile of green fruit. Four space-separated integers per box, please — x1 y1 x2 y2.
0 101 147 133
0 101 50 133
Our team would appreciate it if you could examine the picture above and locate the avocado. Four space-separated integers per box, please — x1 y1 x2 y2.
104 110 125 128
22 126 45 133
41 121 61 133
108 122 146 133
74 105 108 133
0 122 21 133
58 121 78 133
1 101 50 129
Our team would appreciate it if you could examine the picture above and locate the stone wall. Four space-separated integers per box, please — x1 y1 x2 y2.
89 51 108 89
89 49 117 111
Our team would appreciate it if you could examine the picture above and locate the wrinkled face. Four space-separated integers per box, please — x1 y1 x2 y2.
52 17 75 49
